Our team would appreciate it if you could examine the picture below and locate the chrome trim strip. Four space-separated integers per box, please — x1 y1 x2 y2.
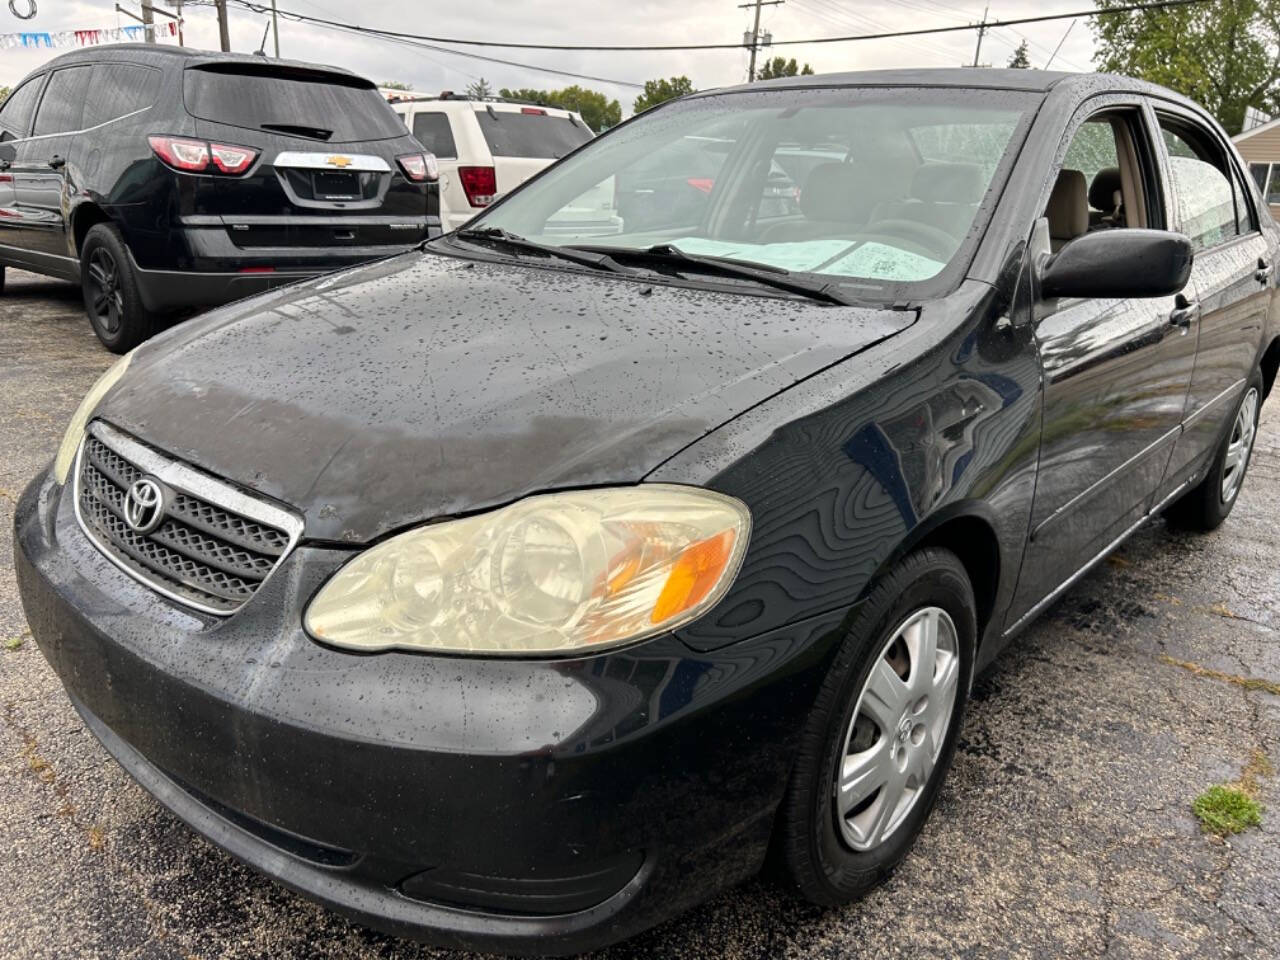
1031 422 1183 541
72 421 304 617
1005 476 1194 638
1182 377 1247 430
272 151 390 172
4 106 151 146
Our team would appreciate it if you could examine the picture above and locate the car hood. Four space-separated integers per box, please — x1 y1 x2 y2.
99 250 915 542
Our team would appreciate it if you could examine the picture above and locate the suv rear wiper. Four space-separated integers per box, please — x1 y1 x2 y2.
260 123 334 141
454 227 631 274
569 242 854 305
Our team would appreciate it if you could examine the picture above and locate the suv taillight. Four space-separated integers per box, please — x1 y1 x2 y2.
458 165 497 208
397 152 439 182
149 135 258 175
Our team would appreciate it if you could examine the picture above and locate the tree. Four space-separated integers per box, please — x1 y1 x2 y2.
1007 40 1032 69
466 77 495 100
755 57 815 80
1092 0 1280 134
498 85 622 132
0 86 9 105
633 76 696 114
381 80 414 91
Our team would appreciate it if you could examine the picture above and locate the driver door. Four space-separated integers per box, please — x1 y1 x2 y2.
1012 102 1196 615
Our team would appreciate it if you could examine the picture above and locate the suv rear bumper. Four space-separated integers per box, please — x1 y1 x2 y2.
131 258 321 312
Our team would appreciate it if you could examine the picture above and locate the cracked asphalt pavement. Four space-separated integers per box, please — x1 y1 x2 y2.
2 269 1278 959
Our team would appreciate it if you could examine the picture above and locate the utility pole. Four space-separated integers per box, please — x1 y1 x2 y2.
215 0 231 51
738 0 784 82
142 0 155 42
971 5 989 67
271 0 280 56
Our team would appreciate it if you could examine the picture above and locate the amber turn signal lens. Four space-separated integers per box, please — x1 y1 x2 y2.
651 530 737 624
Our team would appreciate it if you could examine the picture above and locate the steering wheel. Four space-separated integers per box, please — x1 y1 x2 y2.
858 218 957 261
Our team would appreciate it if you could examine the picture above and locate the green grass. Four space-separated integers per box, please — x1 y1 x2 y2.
3 632 27 651
1193 785 1263 836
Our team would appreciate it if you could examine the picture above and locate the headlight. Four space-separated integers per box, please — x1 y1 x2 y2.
305 485 751 656
52 352 133 485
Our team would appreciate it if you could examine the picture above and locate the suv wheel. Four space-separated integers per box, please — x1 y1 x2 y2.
1165 371 1264 533
773 547 975 905
80 223 156 353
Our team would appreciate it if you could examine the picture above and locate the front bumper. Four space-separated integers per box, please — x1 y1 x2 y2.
15 468 844 955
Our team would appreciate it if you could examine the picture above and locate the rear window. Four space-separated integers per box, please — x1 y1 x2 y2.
33 65 93 136
411 111 457 159
475 110 591 159
183 65 407 142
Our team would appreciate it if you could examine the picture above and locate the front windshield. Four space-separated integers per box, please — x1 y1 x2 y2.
469 86 1039 298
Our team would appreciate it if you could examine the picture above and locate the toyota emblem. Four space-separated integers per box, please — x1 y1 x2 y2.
124 477 167 535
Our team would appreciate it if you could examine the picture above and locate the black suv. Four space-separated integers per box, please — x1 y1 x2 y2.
0 45 440 351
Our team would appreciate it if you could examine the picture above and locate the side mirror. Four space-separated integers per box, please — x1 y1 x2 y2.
1040 229 1193 300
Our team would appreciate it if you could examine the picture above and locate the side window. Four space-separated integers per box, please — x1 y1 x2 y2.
0 76 45 139
1251 162 1271 194
1044 110 1152 252
411 112 457 160
1231 167 1257 234
32 66 93 137
1157 118 1239 251
82 64 161 128
1268 166 1280 208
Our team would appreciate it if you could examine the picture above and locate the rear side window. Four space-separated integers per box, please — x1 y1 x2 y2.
1158 119 1241 251
83 63 161 128
33 66 93 136
411 111 457 159
184 66 407 142
0 76 44 139
475 111 591 158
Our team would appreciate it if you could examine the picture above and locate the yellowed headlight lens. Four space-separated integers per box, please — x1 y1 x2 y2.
305 485 751 656
53 352 133 485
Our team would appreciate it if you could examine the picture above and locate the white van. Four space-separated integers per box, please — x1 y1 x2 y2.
386 93 618 235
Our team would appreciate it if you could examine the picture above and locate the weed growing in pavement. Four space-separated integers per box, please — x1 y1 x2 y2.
1192 749 1273 837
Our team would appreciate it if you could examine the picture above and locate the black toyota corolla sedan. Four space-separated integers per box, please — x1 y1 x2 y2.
15 69 1278 954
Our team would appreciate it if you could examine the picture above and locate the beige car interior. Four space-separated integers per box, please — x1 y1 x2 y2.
1045 114 1149 252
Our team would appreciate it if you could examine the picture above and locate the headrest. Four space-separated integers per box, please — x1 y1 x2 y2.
1088 166 1123 212
1047 169 1089 241
800 162 867 221
910 162 985 204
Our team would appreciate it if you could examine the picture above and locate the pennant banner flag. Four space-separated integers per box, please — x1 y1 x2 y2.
0 20 178 50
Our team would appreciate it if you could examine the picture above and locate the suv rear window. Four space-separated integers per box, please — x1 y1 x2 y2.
476 111 591 159
84 63 161 128
184 65 407 142
411 112 457 159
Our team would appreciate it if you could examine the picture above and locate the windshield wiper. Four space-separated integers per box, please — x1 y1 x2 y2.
260 122 334 141
454 227 631 274
569 242 854 305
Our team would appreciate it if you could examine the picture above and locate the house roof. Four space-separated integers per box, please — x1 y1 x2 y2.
1233 115 1280 145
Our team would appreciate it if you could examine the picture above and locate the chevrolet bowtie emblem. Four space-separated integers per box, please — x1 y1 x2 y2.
325 155 354 168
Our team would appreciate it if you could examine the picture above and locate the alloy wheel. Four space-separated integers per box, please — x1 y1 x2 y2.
1221 387 1259 505
835 606 960 852
87 247 124 337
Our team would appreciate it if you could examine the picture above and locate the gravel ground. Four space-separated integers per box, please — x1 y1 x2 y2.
1 268 1278 960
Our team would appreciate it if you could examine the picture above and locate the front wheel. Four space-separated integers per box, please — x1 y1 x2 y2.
1166 372 1263 533
80 222 156 353
772 547 976 905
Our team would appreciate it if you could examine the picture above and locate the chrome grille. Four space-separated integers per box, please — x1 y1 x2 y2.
73 422 303 615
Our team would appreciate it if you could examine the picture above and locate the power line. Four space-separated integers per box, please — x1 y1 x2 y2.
198 0 646 88
225 0 1213 53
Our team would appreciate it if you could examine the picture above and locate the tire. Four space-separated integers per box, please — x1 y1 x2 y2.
0 264 6 294
773 547 976 905
1165 370 1264 533
79 222 157 353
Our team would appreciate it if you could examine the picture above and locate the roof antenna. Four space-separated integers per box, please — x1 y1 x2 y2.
254 18 271 56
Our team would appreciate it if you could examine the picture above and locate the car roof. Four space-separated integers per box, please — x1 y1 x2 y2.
706 68 1190 102
28 43 363 80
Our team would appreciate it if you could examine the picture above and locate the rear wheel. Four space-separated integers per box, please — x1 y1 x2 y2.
0 264 6 294
80 222 156 353
773 548 976 905
1166 372 1263 532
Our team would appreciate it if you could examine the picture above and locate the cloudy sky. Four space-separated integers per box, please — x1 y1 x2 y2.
1 0 1102 112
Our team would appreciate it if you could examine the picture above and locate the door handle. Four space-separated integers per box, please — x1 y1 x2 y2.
1169 295 1200 331
47 155 65 170
1256 257 1274 286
